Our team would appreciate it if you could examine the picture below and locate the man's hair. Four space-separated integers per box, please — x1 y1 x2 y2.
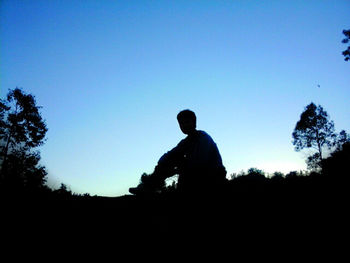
177 109 196 123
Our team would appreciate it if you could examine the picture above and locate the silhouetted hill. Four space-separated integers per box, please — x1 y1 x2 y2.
4 172 347 231
2 175 348 259
2 144 349 255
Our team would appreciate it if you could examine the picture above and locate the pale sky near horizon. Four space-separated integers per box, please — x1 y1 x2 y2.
1 0 349 196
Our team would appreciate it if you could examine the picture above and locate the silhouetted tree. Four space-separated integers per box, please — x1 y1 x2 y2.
247 168 265 177
0 88 48 190
342 29 350 61
270 172 285 186
272 171 284 178
271 171 284 181
3 148 47 190
227 167 267 192
285 171 298 179
54 183 73 199
292 103 336 169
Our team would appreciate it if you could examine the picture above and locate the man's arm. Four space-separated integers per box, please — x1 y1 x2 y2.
155 138 187 177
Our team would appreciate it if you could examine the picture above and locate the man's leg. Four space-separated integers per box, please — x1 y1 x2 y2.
129 166 176 195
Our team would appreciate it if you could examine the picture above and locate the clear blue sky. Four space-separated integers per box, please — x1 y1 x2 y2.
1 0 349 196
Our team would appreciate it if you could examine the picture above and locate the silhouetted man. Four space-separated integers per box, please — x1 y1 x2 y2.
129 109 227 195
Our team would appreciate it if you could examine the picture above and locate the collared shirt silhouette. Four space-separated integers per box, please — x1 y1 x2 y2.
130 109 226 195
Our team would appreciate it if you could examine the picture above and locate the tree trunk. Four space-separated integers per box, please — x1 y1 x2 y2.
316 129 323 161
317 141 323 160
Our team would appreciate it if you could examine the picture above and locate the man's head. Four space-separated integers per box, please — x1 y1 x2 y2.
177 109 197 135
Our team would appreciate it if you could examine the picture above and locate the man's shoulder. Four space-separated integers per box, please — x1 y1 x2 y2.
197 130 214 141
197 130 210 136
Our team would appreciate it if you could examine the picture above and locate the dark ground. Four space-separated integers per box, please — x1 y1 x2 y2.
2 171 349 260
3 181 348 255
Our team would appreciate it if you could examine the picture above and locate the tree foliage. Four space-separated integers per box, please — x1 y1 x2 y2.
342 29 350 61
292 103 336 169
2 88 47 152
0 88 48 190
335 130 350 151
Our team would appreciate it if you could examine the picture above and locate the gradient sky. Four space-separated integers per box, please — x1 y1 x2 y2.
1 0 349 196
